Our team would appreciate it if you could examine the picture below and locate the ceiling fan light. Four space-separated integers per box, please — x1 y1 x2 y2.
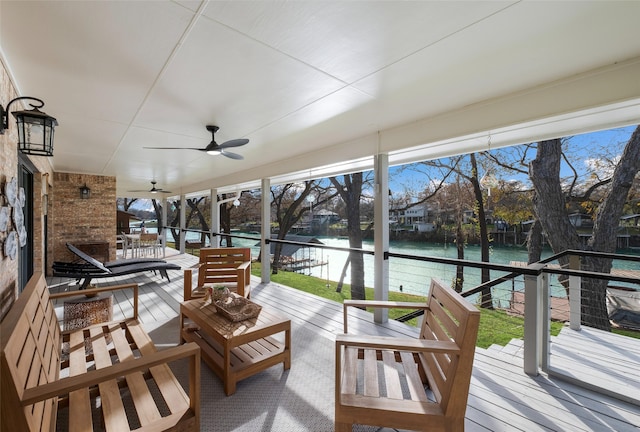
207 149 222 156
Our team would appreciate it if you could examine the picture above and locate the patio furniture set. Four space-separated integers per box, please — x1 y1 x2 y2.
2 246 480 431
119 232 164 258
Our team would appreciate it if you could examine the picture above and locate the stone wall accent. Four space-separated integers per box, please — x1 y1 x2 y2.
1 57 20 320
51 172 116 266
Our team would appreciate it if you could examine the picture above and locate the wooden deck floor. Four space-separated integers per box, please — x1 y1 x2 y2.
47 249 640 431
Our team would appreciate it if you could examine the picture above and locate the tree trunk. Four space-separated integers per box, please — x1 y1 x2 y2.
530 139 581 293
454 202 464 293
530 128 640 330
527 219 543 264
335 255 350 294
330 174 366 301
470 153 493 308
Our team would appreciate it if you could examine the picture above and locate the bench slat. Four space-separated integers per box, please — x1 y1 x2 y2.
89 326 130 431
381 350 403 400
126 322 191 414
363 348 379 397
68 329 93 431
109 323 163 426
400 351 428 402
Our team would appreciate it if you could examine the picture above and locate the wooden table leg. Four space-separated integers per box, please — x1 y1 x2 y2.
284 325 291 370
224 342 235 395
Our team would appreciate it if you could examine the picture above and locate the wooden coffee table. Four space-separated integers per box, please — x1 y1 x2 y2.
179 297 291 395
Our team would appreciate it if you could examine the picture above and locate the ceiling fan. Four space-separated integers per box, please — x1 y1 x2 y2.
128 181 172 194
144 125 249 160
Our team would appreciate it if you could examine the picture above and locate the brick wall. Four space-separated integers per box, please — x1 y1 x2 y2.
0 57 19 320
51 172 116 265
1 58 55 320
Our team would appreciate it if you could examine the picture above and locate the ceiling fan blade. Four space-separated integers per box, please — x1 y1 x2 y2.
221 150 244 160
144 146 207 151
219 138 249 148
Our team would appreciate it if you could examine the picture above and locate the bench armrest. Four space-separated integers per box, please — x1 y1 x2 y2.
237 261 251 271
21 342 200 405
342 300 428 333
336 333 459 355
50 283 139 320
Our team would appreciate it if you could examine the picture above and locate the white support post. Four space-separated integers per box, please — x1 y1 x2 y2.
540 272 550 372
179 194 186 254
261 178 271 283
161 198 167 257
373 153 389 324
523 263 545 376
569 255 582 331
210 188 219 247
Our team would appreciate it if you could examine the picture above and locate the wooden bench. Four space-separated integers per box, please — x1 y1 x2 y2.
335 278 480 432
1 273 200 432
184 247 251 300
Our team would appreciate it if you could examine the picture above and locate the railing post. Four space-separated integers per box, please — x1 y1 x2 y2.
260 178 271 283
179 194 186 254
210 188 218 248
540 271 550 372
569 255 581 331
524 263 545 376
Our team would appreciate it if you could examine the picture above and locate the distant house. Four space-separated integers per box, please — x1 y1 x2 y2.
400 208 424 225
569 213 593 228
312 209 340 225
620 214 640 228
116 210 141 234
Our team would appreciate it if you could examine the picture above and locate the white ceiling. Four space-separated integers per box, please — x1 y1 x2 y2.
2 1 640 197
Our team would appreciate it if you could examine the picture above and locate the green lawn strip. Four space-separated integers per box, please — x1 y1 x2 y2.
251 263 572 348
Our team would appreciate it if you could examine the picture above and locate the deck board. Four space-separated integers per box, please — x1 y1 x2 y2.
47 248 640 431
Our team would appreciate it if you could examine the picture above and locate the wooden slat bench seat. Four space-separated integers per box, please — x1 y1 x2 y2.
1 273 200 432
335 278 480 432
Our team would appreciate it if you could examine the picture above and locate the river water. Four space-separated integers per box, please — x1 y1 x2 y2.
155 228 639 300
221 234 640 301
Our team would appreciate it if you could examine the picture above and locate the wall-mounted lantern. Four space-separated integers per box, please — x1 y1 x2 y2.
79 183 91 200
1 96 58 157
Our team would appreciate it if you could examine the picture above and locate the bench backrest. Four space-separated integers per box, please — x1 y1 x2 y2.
421 278 480 417
1 273 61 432
197 247 251 287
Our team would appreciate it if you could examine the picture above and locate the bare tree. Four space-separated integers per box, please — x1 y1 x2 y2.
530 126 640 330
329 173 366 301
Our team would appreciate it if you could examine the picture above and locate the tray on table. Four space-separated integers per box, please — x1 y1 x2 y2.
214 296 262 322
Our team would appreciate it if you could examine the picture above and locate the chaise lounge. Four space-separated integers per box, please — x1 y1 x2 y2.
53 243 181 289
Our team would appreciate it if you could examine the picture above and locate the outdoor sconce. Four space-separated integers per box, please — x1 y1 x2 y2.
0 96 58 157
79 183 91 200
233 199 240 207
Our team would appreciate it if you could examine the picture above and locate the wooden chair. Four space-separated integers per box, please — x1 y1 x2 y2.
139 232 163 257
184 247 252 300
335 278 480 432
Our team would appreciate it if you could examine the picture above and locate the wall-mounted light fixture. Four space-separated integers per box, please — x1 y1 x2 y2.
79 183 91 200
1 96 58 157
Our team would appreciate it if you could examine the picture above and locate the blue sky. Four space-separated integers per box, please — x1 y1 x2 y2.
388 124 637 194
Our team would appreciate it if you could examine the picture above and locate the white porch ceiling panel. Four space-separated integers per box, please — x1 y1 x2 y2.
1 1 639 197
